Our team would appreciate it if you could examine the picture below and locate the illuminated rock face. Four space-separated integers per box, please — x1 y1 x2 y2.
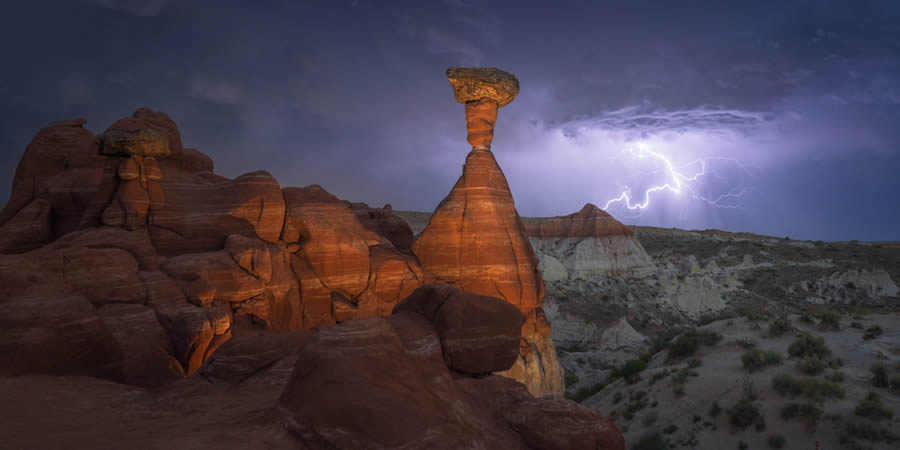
412 67 564 398
414 149 545 314
446 66 519 150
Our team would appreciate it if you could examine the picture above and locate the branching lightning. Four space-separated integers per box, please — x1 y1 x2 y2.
602 142 750 215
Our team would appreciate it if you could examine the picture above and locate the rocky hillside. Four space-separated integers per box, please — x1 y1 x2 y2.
584 312 900 450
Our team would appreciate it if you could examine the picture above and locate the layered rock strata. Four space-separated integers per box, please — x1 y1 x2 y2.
0 109 423 385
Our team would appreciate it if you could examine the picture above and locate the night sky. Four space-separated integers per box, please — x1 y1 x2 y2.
2 0 899 241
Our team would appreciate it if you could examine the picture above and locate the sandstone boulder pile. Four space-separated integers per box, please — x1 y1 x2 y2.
0 109 423 385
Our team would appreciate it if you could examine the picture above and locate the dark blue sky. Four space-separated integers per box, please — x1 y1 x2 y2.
2 0 899 241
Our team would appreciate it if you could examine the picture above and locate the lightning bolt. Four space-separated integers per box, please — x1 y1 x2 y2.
602 142 750 215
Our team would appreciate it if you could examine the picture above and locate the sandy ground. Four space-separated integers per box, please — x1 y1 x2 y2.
584 313 900 450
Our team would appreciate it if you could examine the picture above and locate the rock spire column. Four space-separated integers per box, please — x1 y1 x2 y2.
412 68 564 397
447 67 519 150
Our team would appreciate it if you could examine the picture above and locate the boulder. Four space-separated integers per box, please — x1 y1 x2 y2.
97 304 184 387
282 185 369 298
99 121 170 157
393 284 524 374
276 303 624 449
277 314 525 449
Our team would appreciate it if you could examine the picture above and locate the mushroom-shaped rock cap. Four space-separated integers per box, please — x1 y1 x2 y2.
447 67 519 107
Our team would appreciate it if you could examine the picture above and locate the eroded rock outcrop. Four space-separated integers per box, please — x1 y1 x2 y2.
282 185 370 297
278 283 622 450
412 67 561 397
526 203 652 278
0 284 623 450
150 170 286 255
0 119 105 237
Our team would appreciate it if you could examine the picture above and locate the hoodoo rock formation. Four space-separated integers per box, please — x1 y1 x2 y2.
413 67 564 397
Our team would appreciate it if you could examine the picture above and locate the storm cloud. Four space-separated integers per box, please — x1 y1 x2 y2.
1 0 898 241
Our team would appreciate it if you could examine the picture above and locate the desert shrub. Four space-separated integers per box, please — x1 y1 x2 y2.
565 372 580 388
772 373 844 400
737 441 748 450
871 362 890 388
768 316 791 336
825 371 846 383
631 431 668 450
642 411 659 427
613 391 625 404
708 401 722 417
668 334 699 359
728 397 761 429
850 321 864 329
855 392 893 421
795 357 826 375
728 378 761 430
614 359 649 382
672 384 685 397
737 338 758 349
649 328 682 356
692 414 701 423
845 417 899 442
799 311 815 323
828 357 844 369
742 348 782 372
788 332 831 359
662 424 678 435
781 402 823 426
667 329 721 360
863 325 883 340
687 358 702 369
697 329 723 345
818 311 841 330
767 434 786 449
